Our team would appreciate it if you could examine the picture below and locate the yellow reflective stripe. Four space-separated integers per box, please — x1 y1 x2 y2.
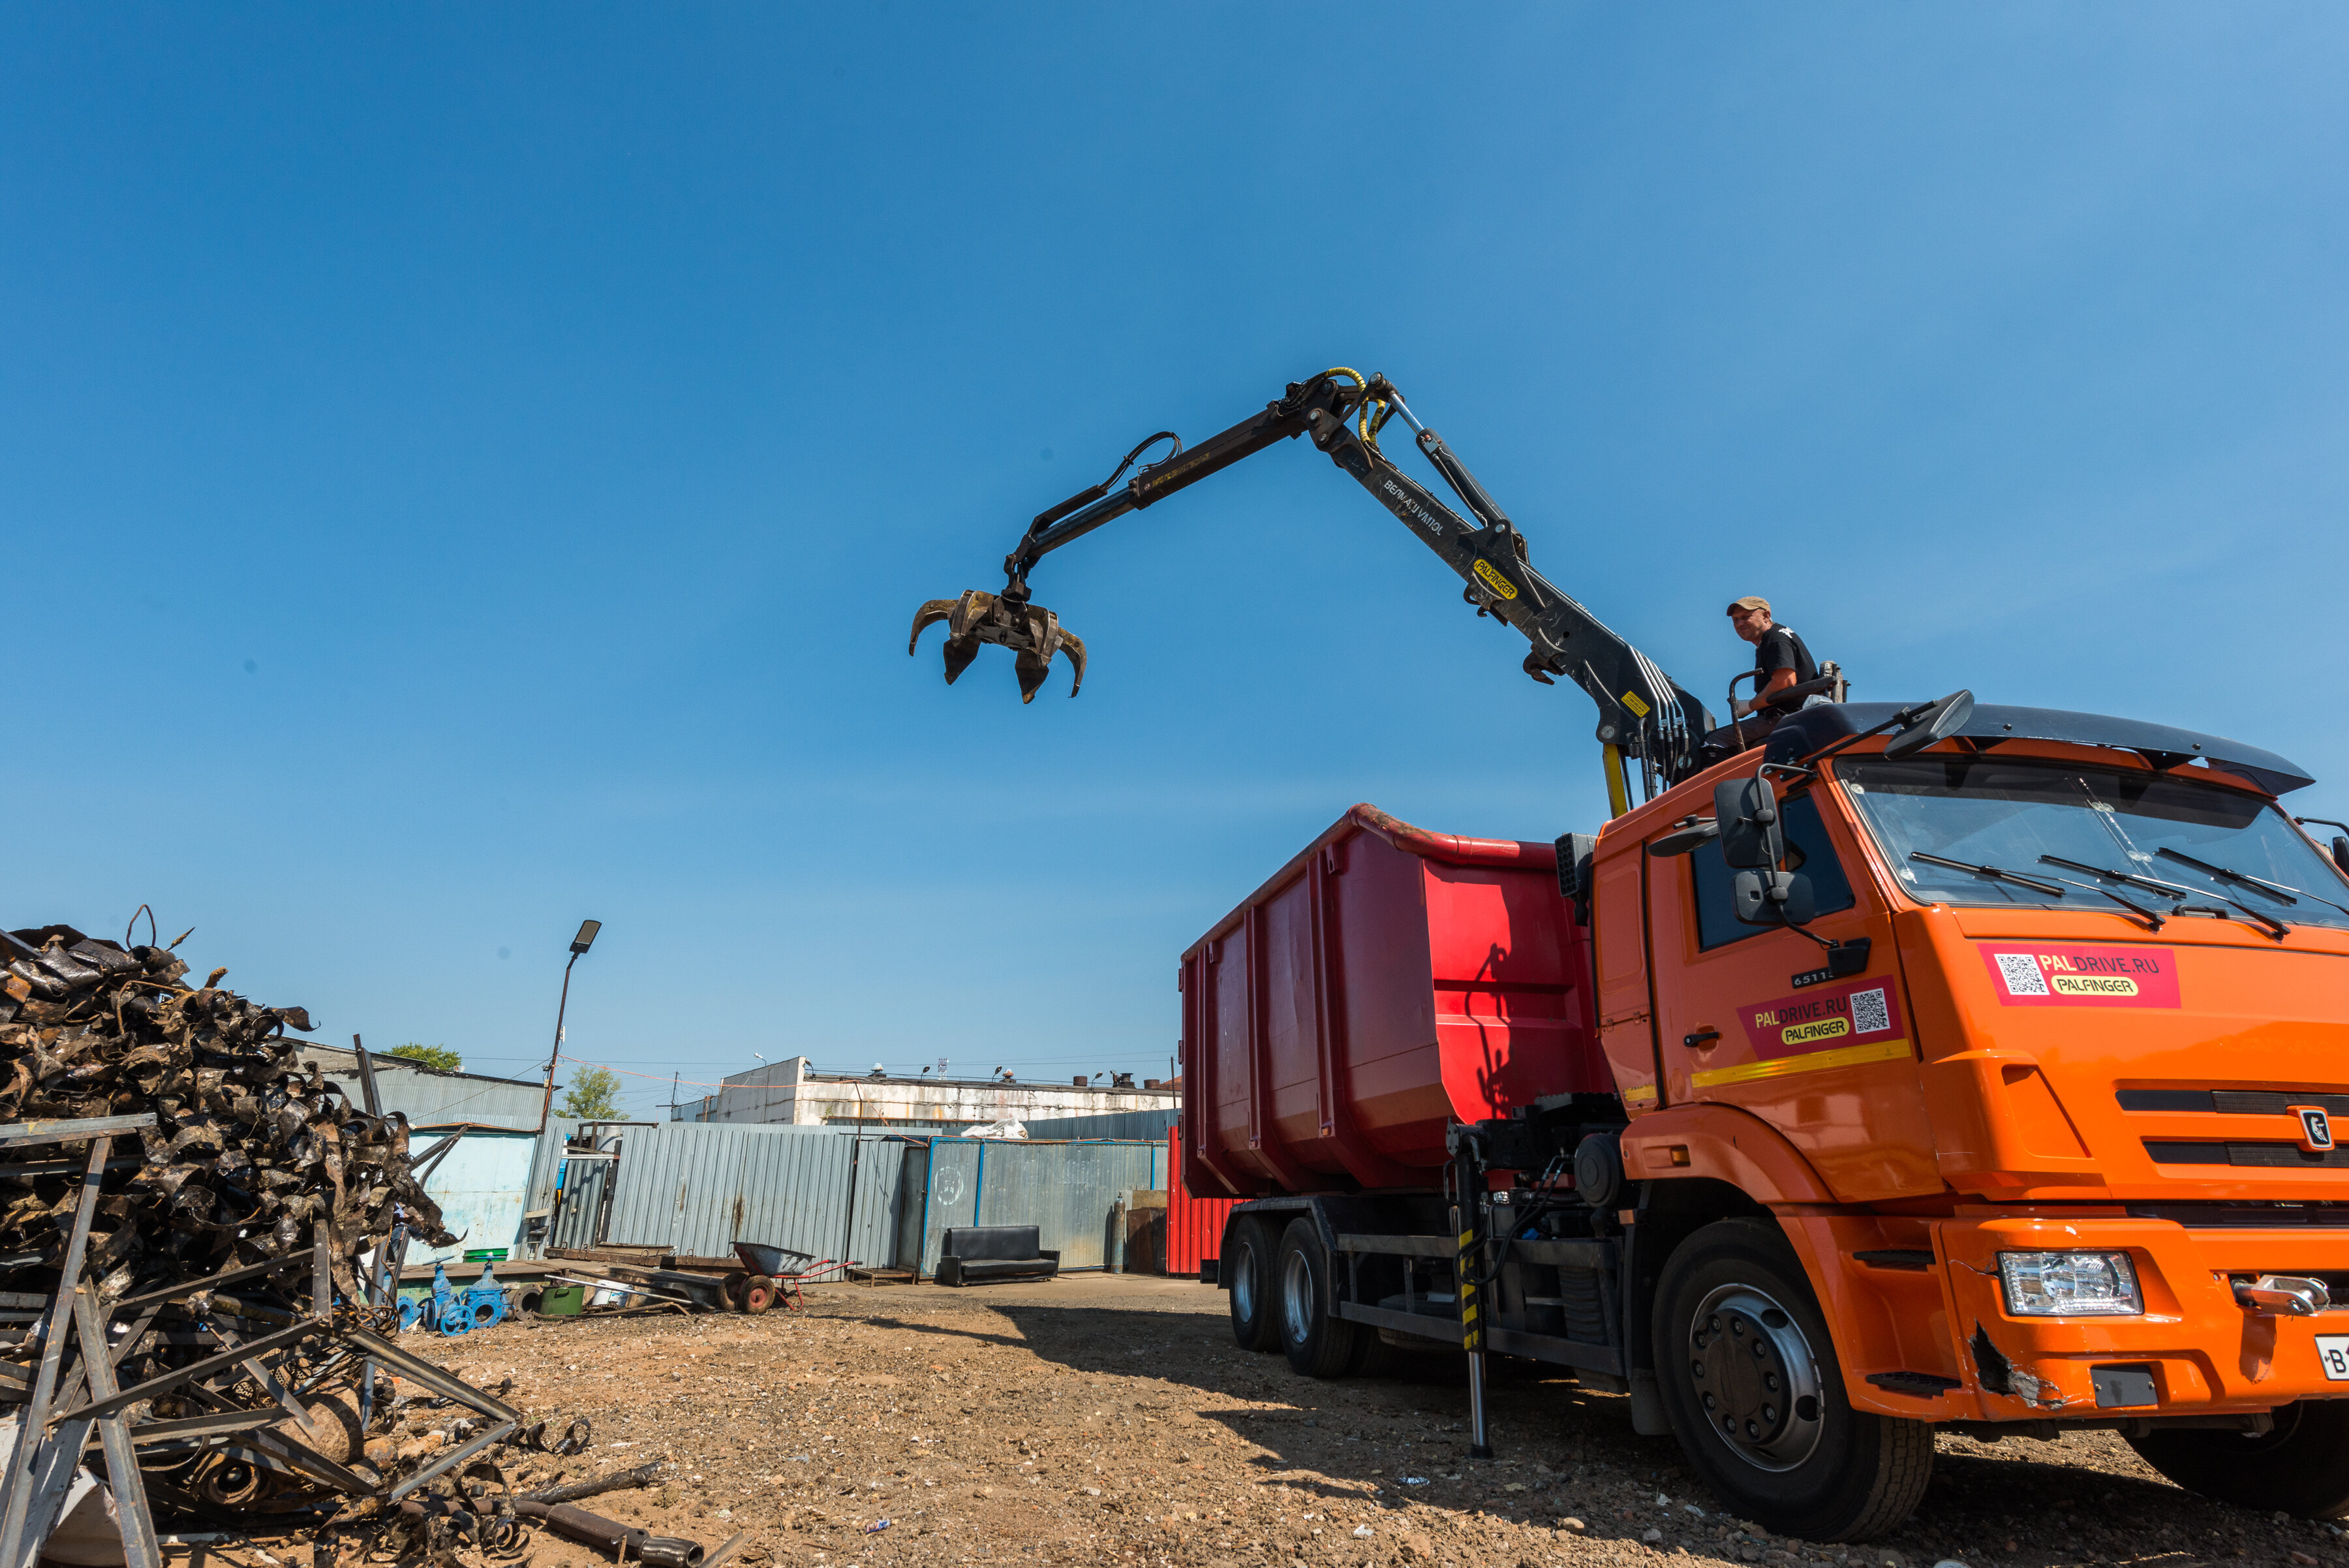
1622 1084 1659 1106
1689 1037 1912 1089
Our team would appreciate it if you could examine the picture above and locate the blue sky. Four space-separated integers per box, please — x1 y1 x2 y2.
6 7 2344 1118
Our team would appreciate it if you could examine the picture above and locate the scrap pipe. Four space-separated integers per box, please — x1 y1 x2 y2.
515 1501 705 1568
517 1462 660 1505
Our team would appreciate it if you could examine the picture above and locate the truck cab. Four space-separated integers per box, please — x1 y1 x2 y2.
1595 701 2349 1530
1191 703 2349 1541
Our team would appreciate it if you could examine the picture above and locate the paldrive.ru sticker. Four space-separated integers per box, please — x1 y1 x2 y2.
1736 976 1907 1060
1977 944 2181 1007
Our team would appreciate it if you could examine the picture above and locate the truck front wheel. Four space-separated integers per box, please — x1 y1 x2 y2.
1227 1217 1280 1352
2126 1399 2349 1518
1276 1218 1362 1378
1653 1220 1933 1542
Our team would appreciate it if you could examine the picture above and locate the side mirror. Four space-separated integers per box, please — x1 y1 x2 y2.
1882 688 1975 760
1733 869 1816 927
2333 836 2349 878
1714 776 1780 869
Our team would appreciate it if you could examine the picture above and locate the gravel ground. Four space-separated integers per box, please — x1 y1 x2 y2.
370 1274 2347 1568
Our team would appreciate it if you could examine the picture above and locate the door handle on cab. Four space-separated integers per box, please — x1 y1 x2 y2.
1683 1028 1722 1050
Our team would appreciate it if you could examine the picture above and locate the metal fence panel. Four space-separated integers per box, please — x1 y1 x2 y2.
908 1139 1165 1275
912 1142 982 1275
1022 1109 1180 1141
410 1131 539 1267
544 1123 914 1269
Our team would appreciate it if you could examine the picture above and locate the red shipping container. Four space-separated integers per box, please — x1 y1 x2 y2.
1180 804 1601 1198
1166 1122 1239 1278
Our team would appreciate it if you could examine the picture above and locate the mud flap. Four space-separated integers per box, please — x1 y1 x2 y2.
1629 1368 1671 1436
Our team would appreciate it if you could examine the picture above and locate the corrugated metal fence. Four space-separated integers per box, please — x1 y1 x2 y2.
538 1122 1171 1279
1166 1123 1238 1278
1022 1109 1180 1141
549 1123 906 1270
893 1138 1165 1276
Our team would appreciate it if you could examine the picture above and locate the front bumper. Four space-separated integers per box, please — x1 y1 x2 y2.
1804 1212 2349 1422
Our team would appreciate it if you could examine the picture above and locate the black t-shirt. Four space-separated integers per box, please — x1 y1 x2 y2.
1754 626 1819 688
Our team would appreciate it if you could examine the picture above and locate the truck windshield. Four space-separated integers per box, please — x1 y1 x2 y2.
1835 755 2349 932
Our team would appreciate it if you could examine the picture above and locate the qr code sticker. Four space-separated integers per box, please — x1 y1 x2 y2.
1995 952 2048 996
1850 987 1891 1035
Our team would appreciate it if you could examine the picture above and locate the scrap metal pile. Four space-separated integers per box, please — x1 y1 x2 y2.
0 923 614 1567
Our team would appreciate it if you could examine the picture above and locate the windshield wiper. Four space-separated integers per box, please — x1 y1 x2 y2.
2156 847 2349 919
2041 853 2290 938
1911 852 2068 897
2040 855 2197 898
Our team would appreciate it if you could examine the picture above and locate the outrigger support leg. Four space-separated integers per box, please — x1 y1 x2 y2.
1452 1131 1494 1461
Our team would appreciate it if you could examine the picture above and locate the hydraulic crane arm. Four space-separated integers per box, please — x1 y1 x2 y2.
910 369 1719 806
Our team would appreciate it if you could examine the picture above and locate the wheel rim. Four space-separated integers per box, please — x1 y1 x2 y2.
1282 1250 1315 1344
1687 1283 1825 1472
1233 1240 1258 1321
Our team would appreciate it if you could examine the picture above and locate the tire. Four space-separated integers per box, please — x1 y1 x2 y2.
1275 1218 1362 1379
741 1275 779 1315
1653 1219 1933 1542
1347 1324 1400 1378
1227 1217 1280 1352
2127 1399 2349 1518
721 1273 748 1311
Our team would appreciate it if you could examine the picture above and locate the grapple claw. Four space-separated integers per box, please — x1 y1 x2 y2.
908 589 1087 701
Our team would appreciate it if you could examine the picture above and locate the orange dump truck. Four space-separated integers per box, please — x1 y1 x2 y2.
1182 702 2349 1540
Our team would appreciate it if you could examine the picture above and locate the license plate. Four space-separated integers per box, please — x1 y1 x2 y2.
2320 1336 2349 1382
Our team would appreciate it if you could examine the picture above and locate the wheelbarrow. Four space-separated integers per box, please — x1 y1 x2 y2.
727 1241 850 1314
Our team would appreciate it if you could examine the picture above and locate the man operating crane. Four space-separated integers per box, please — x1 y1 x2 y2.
1726 595 1822 719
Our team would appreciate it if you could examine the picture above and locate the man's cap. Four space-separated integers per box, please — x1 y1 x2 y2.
1727 595 1770 615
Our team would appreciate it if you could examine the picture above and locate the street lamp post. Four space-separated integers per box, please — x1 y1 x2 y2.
537 919 602 1131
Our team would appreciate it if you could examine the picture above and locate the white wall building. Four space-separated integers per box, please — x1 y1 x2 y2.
677 1056 1178 1132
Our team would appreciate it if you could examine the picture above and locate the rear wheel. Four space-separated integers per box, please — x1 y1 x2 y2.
722 1273 748 1311
1653 1220 1932 1541
1276 1218 1362 1378
1226 1217 1279 1352
2127 1400 2349 1518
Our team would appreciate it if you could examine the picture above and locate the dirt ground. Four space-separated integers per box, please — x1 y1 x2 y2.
358 1274 2346 1568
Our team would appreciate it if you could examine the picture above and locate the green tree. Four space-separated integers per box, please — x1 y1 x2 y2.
386 1043 462 1072
558 1065 622 1120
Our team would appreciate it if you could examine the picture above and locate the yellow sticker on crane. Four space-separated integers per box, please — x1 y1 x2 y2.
1471 559 1520 600
1621 690 1652 718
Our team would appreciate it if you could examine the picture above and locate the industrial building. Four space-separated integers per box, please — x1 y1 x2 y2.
303 1043 554 1131
675 1055 1178 1131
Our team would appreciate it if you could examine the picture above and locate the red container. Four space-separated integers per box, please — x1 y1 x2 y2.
1179 804 1602 1198
1166 1123 1240 1277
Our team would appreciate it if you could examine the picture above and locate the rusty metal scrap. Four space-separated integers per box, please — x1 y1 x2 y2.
0 923 455 1302
0 923 594 1568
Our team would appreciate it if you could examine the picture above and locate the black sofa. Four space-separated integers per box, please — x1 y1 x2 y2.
935 1225 1061 1286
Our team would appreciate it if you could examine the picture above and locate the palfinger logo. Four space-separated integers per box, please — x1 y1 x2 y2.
1471 559 1520 600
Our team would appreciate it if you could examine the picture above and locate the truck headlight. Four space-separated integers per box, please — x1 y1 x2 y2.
1998 1250 2143 1317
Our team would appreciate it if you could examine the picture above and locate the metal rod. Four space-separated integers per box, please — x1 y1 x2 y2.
352 1034 384 1118
0 1135 111 1568
0 1115 157 1150
538 950 583 1133
384 1419 516 1503
72 1289 161 1568
52 1320 316 1425
108 1255 307 1315
341 1330 525 1424
518 1463 662 1505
